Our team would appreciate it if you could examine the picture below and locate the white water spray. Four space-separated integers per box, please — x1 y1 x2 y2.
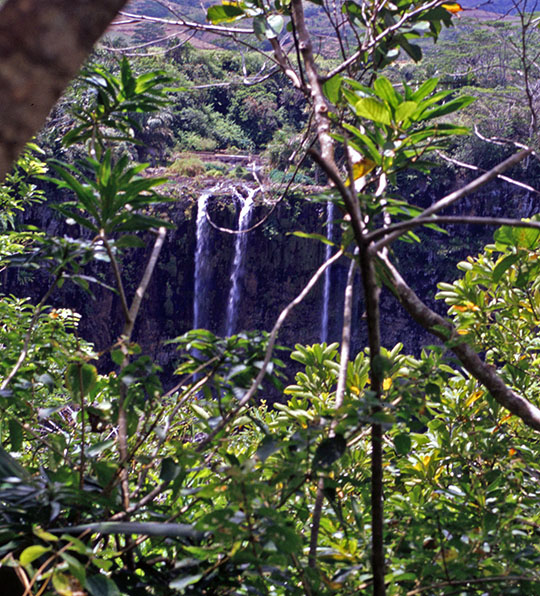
193 184 220 330
321 201 335 343
225 187 256 336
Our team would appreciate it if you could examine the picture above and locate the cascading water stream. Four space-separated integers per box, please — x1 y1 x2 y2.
321 201 335 343
225 187 257 336
193 184 220 330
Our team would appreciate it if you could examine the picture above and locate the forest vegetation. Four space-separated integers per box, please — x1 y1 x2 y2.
3 0 540 595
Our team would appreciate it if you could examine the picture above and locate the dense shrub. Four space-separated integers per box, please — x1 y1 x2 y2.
168 155 206 177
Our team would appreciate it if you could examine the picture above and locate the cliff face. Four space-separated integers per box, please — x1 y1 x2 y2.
135 179 334 375
6 173 538 385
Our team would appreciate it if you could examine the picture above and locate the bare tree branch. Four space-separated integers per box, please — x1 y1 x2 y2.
369 216 540 249
118 10 252 36
377 149 532 248
436 150 540 195
196 248 344 452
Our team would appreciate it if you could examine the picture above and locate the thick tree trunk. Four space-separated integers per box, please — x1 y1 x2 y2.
0 0 129 178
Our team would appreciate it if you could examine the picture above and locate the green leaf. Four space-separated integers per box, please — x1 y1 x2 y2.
292 230 333 245
493 225 515 247
160 457 180 482
266 14 284 37
313 435 347 469
8 419 22 452
323 74 342 104
354 97 392 125
492 253 520 283
86 575 121 596
60 552 86 584
395 35 422 62
256 437 280 462
33 527 59 542
114 235 145 249
395 101 418 124
410 78 439 102
418 95 475 121
111 349 125 366
341 124 382 164
495 225 540 249
87 439 116 457
394 433 411 455
373 77 400 108
20 545 51 566
114 213 175 232
207 4 245 24
52 571 71 594
514 226 540 249
65 362 98 400
170 574 203 591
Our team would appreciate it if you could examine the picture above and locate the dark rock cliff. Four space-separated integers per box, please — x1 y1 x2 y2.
5 171 538 387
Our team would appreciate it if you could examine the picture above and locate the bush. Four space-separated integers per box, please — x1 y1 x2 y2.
232 165 252 180
168 156 206 177
177 132 217 152
204 161 228 174
268 168 315 185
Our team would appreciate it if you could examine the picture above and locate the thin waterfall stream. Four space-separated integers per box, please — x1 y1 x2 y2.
321 201 335 343
193 184 221 330
226 187 257 336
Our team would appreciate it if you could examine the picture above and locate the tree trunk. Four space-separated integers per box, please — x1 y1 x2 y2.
0 0 129 177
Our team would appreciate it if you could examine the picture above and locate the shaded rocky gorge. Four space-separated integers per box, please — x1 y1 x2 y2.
7 170 539 387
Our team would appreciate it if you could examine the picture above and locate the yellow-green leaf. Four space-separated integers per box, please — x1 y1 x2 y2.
65 362 98 400
20 544 51 566
395 101 418 124
354 97 391 125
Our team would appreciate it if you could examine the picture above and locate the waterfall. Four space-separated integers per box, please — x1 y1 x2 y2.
321 201 335 343
193 184 220 330
225 187 256 336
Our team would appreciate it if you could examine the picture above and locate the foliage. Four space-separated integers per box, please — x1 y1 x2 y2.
168 155 207 177
4 1 540 596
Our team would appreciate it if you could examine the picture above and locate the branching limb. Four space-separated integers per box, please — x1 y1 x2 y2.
118 10 252 36
113 227 166 511
124 226 167 341
436 150 540 195
378 251 540 431
290 0 336 168
378 149 532 248
308 254 357 569
369 216 540 250
195 248 344 452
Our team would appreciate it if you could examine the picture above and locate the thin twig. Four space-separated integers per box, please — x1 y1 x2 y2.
125 226 167 341
100 233 131 324
118 10 253 36
195 248 344 452
406 574 538 595
369 216 540 250
308 254 357 568
376 148 532 248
